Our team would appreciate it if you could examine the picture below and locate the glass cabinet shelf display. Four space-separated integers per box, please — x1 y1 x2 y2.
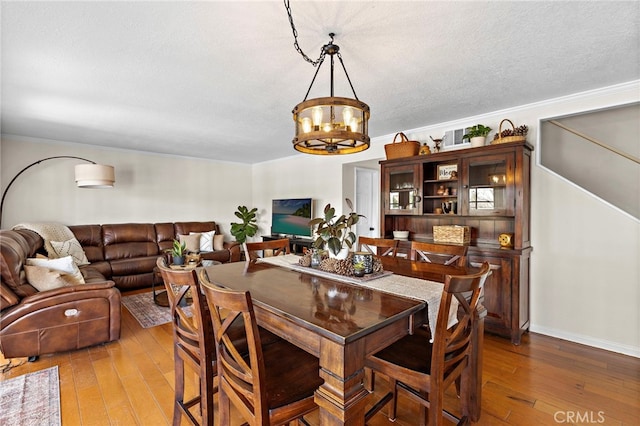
463 155 514 216
422 162 459 215
385 164 421 214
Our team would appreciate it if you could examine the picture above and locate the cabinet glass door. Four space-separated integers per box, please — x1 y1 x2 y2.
384 164 421 214
462 154 515 216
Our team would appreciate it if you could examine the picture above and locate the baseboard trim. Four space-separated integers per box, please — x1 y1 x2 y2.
530 325 640 358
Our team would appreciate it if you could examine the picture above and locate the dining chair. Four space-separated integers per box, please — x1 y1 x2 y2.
357 236 399 257
364 262 491 425
410 240 468 266
156 257 216 426
199 270 323 425
243 238 290 263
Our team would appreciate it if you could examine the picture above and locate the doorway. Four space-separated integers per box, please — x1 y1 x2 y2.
355 167 380 238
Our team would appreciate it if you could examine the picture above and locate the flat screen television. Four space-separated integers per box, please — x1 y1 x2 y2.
271 198 313 238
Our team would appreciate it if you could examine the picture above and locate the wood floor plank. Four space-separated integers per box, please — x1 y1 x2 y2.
92 355 138 425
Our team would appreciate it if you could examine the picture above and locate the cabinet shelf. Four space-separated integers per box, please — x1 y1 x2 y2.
423 195 458 199
424 179 458 184
470 184 506 189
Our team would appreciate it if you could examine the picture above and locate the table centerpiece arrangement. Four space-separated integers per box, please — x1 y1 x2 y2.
298 249 384 278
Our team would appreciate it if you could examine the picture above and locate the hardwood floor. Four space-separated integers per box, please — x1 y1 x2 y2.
1 290 638 425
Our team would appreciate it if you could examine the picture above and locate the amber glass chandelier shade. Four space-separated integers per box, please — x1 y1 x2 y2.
292 97 370 155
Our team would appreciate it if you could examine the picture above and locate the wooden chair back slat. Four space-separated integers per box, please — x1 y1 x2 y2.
410 241 468 266
358 237 399 257
244 239 290 263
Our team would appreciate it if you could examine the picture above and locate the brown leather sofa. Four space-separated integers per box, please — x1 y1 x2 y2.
0 229 121 359
69 221 240 291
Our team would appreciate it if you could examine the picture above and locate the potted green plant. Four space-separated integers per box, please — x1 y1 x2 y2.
230 205 258 244
462 124 492 148
309 198 363 259
170 239 187 265
353 261 366 277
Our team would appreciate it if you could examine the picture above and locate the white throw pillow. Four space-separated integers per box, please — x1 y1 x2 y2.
26 255 85 284
25 265 78 291
50 238 90 265
191 230 215 252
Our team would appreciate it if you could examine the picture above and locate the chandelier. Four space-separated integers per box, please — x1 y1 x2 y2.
285 1 370 155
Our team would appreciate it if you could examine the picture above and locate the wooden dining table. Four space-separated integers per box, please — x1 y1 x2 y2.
202 256 482 425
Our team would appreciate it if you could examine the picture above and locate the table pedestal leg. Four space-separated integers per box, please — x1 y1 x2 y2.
314 340 369 425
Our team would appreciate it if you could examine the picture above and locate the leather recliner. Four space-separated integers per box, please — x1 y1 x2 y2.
0 229 121 359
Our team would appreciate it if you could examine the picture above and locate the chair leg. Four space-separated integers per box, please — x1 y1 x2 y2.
201 370 215 426
364 367 375 392
173 354 185 426
389 378 398 421
218 388 231 426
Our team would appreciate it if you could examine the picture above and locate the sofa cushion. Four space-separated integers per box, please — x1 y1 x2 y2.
69 224 105 263
155 222 175 253
50 238 90 265
24 265 78 291
0 230 40 298
174 222 217 237
103 223 158 261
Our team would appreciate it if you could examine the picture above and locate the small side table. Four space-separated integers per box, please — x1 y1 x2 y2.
152 267 169 307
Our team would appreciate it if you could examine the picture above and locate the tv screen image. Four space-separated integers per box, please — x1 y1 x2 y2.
271 198 313 237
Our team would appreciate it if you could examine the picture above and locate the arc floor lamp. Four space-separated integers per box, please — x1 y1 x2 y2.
0 156 115 228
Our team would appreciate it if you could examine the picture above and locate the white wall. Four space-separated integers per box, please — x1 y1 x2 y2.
2 81 638 357
253 81 640 357
0 135 253 236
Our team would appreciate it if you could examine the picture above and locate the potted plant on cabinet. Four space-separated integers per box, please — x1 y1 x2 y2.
230 205 258 244
462 124 492 148
170 239 187 265
309 198 363 259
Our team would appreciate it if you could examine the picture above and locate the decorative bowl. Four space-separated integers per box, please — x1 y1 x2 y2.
393 231 409 239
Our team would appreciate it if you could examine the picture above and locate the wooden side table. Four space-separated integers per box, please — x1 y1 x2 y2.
152 266 169 307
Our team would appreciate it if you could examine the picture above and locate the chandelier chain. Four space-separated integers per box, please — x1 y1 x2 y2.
284 0 325 67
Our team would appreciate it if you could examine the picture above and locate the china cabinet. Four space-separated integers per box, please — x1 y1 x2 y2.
380 141 533 343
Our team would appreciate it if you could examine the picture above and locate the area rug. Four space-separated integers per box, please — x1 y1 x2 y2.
0 366 61 426
122 292 171 328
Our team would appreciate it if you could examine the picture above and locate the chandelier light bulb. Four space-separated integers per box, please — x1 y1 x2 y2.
312 106 323 127
301 117 312 133
349 117 358 132
342 107 353 127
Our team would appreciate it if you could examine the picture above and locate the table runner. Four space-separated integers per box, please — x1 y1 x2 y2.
257 254 457 335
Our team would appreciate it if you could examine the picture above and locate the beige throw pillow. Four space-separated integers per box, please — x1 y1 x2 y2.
26 255 85 284
50 238 90 265
25 265 79 291
213 234 225 251
178 233 201 253
191 230 215 252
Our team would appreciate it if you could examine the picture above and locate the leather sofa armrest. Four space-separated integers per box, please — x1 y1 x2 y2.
225 241 241 262
20 281 116 305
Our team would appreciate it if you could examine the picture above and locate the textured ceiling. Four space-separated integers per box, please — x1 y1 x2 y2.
1 1 638 164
